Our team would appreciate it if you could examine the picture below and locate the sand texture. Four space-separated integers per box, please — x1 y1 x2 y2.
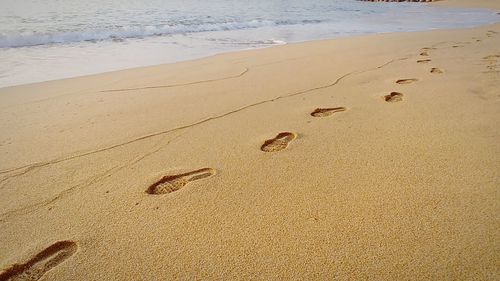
0 6 499 281
431 0 500 9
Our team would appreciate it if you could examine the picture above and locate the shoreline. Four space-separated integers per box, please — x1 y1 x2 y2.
1 21 499 170
0 0 498 89
1 23 498 91
0 0 499 280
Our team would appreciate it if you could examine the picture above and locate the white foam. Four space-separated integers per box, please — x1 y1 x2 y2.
0 20 308 48
0 0 498 87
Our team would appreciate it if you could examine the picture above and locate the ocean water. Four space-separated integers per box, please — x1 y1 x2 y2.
0 0 498 88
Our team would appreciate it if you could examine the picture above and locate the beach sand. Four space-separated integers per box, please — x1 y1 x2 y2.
0 1 499 280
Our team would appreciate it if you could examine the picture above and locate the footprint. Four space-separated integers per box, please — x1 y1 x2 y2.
0 241 77 281
261 132 296 152
483 54 500 60
310 107 346 117
420 51 429 56
482 54 500 73
147 168 216 195
396 78 418 84
384 92 404 103
430 68 443 74
486 30 497 37
422 47 436 51
417 59 432 64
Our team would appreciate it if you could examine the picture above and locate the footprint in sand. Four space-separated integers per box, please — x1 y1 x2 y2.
0 241 77 281
147 168 216 195
261 132 296 152
483 54 500 62
417 59 432 64
396 78 418 85
310 107 346 117
482 54 500 72
384 92 404 103
420 51 429 56
430 68 444 74
422 47 436 51
486 30 497 37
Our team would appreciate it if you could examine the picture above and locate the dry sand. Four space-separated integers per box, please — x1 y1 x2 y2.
432 0 500 9
0 1 499 280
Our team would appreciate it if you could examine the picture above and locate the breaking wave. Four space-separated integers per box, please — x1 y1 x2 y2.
0 19 319 48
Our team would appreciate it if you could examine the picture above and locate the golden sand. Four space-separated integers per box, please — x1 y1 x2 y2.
0 1 499 280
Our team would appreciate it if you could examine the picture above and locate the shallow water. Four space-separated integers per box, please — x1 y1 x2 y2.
0 0 498 87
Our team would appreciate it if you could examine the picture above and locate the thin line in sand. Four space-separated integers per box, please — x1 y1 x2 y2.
0 56 410 188
100 67 250 93
0 132 185 221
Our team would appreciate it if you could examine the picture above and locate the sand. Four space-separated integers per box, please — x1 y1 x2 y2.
0 1 499 280
432 0 500 9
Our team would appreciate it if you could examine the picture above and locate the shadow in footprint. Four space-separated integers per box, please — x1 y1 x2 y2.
384 92 404 103
261 132 296 152
430 68 443 74
417 59 432 64
311 107 346 117
0 241 77 281
396 78 418 85
420 51 429 56
147 168 216 195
